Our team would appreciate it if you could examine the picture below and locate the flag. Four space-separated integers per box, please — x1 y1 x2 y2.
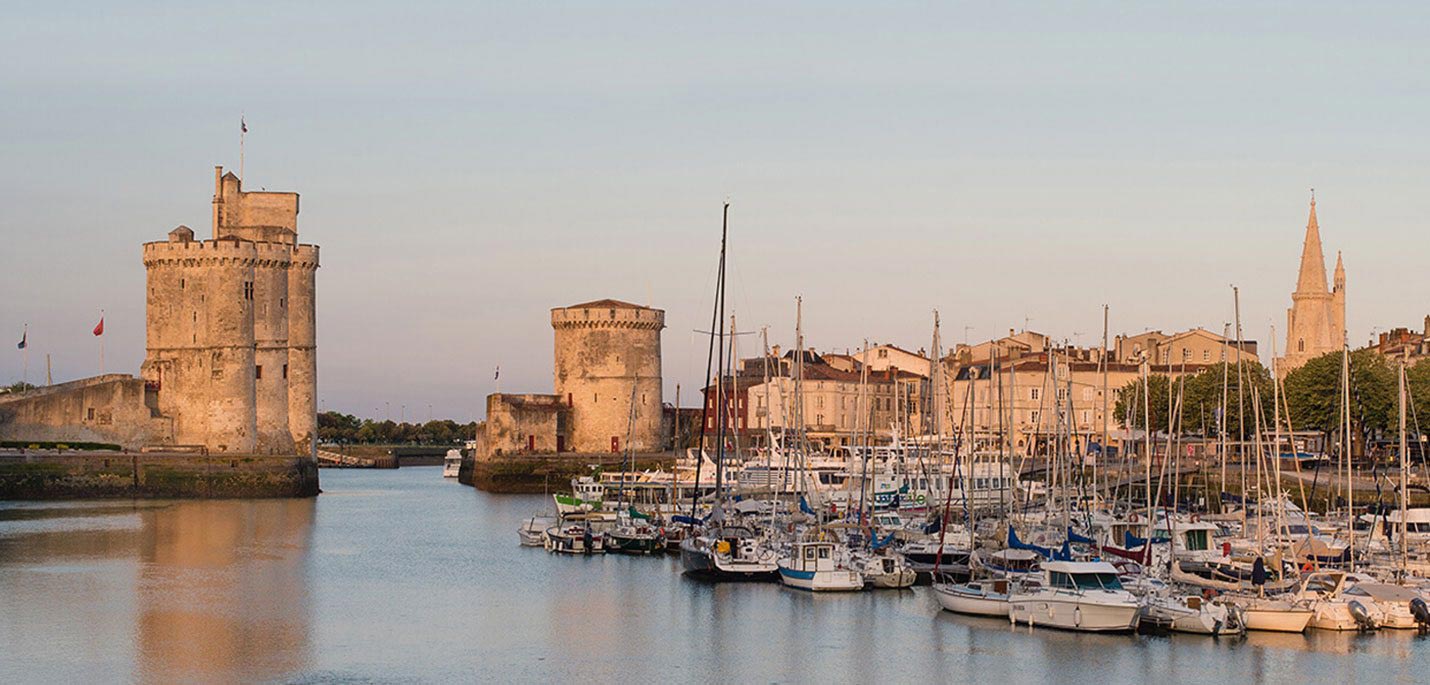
16 330 25 350
93 317 104 336
241 116 247 134
494 366 500 380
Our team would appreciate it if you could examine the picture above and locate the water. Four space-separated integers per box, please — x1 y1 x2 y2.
1 467 1426 684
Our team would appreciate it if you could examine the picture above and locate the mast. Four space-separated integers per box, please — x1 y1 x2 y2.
1233 286 1246 526
1219 322 1231 510
1399 352 1410 578
1343 338 1354 570
688 202 728 519
1099 305 1109 511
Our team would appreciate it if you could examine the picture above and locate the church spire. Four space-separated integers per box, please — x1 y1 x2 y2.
1333 249 1345 291
1295 191 1328 294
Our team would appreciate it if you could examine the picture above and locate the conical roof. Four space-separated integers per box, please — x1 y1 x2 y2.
1295 196 1328 294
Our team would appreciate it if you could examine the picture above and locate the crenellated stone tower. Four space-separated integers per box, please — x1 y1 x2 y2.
140 167 320 455
1279 194 1345 376
551 299 664 453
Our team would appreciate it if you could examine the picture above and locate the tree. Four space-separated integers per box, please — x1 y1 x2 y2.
1113 362 1272 438
1283 349 1395 450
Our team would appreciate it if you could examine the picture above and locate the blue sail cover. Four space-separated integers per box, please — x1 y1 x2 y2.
923 517 942 535
1067 527 1097 545
1124 530 1171 548
870 531 897 550
1007 527 1055 559
799 496 817 516
672 514 701 526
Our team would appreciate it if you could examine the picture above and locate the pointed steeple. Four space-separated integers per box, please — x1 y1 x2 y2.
1295 192 1328 294
1333 250 1345 291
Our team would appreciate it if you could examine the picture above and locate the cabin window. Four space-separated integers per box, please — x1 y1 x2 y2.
805 547 816 561
817 547 830 559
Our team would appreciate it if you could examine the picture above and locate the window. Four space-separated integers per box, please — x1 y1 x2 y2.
1030 388 1040 401
1203 349 1211 362
1182 349 1192 362
180 278 186 289
243 281 254 301
1082 388 1093 401
282 364 288 379
1030 410 1041 425
87 407 95 420
255 365 263 379
1298 338 1305 353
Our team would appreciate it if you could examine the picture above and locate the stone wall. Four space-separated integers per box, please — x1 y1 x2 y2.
474 393 566 461
0 375 172 448
0 450 318 498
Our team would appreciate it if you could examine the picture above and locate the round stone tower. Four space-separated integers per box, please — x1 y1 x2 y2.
551 299 664 453
141 229 259 453
287 244 319 457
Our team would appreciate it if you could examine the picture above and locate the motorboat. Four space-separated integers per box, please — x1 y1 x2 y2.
442 449 463 478
1142 593 1245 636
1343 582 1429 630
605 521 665 555
1293 571 1380 631
1007 560 1141 632
933 578 1011 617
853 550 916 589
778 541 864 592
545 522 606 555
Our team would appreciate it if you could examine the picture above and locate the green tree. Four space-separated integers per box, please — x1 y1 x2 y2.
1114 362 1272 438
1283 349 1395 450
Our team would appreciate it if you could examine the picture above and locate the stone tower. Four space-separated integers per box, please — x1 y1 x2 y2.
1279 195 1345 375
140 167 320 455
551 299 664 453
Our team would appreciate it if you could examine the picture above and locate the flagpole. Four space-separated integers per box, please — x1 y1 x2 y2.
240 113 246 181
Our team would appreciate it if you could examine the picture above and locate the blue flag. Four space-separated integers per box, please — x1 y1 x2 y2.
16 330 25 350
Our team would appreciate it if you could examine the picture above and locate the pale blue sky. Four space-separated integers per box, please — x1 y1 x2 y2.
3 2 1429 420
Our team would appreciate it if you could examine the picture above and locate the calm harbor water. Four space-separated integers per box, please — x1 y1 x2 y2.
1 467 1427 684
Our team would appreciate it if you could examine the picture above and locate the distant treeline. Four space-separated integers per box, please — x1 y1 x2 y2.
318 411 476 446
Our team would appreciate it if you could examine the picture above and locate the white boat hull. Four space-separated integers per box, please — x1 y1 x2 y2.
778 566 864 592
934 584 1009 617
1008 592 1139 632
1240 605 1313 633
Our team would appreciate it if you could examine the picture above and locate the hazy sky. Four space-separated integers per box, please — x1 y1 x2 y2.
4 2 1429 421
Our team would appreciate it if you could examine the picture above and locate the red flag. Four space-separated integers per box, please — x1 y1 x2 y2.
93 317 104 336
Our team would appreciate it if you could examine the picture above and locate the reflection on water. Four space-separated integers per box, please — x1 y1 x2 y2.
3 469 1430 683
0 498 314 683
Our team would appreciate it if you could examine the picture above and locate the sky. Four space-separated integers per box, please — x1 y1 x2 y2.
3 2 1430 421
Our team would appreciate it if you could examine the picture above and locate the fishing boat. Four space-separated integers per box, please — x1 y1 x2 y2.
605 512 665 555
442 449 462 478
778 541 864 592
1007 560 1141 632
680 525 779 580
933 578 1011 617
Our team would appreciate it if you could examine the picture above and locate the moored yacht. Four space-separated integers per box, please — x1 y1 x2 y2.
778 541 864 592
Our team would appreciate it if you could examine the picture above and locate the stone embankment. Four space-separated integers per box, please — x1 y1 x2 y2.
0 449 319 499
460 452 675 493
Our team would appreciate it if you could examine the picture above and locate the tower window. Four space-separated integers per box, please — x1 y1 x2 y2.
256 365 263 379
243 281 254 301
282 364 288 379
1298 339 1305 353
180 278 185 289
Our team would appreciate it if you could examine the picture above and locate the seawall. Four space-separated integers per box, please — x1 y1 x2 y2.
460 452 675 493
0 450 320 499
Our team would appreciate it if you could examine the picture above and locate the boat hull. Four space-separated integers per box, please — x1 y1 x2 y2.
778 566 864 592
1240 606 1313 633
933 584 1009 617
1008 593 1140 632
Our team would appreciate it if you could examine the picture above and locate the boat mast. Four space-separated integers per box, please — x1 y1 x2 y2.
1399 352 1410 579
689 202 728 519
1099 305 1109 512
1342 337 1354 571
712 205 731 512
1219 323 1230 511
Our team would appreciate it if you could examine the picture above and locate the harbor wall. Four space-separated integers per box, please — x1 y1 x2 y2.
461 452 673 493
0 450 319 499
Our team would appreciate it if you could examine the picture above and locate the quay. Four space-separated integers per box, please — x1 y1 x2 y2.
0 448 319 499
461 452 674 493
